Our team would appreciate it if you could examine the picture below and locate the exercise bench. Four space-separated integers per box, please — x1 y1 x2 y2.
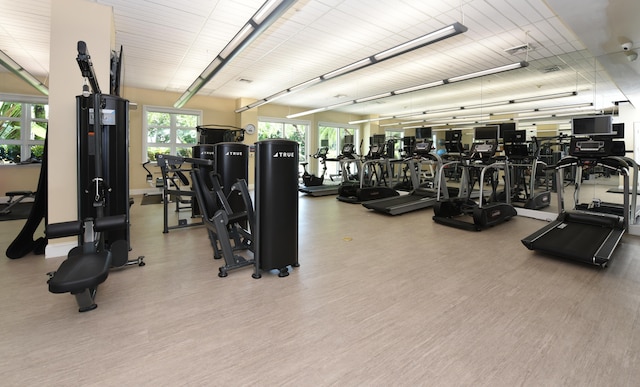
46 215 144 312
1 190 35 215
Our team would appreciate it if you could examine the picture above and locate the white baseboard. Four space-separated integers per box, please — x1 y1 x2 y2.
45 241 77 259
516 208 556 222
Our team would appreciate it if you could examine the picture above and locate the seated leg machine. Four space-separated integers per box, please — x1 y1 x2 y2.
46 215 144 312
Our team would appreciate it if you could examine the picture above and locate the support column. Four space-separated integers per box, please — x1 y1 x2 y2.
47 0 114 258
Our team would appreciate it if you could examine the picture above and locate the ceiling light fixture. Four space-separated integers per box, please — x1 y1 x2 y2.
394 80 445 95
289 61 529 120
381 101 593 129
0 50 49 96
373 23 467 61
445 61 528 83
236 22 467 113
174 0 297 108
322 58 373 80
348 90 577 125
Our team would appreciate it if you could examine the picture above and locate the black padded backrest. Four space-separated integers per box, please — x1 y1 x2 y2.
190 168 217 219
174 170 190 186
208 171 234 214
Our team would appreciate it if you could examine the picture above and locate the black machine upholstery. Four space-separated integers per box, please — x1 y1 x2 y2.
46 214 143 312
48 251 112 294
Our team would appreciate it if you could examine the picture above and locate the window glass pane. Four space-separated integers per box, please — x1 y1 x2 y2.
176 146 193 158
148 112 170 126
29 144 45 161
147 147 171 161
31 121 47 140
176 128 197 144
0 120 21 140
0 101 22 117
176 114 198 128
31 104 48 119
0 144 21 163
258 122 282 140
147 127 170 143
319 126 338 157
0 102 47 163
283 123 306 161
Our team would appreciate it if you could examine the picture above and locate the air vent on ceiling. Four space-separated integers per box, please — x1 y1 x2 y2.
541 65 562 73
504 43 534 55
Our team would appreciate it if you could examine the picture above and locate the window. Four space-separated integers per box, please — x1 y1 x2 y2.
257 117 309 163
0 96 48 164
318 122 359 175
142 106 201 162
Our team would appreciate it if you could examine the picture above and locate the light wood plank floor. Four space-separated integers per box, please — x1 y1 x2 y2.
1 192 640 386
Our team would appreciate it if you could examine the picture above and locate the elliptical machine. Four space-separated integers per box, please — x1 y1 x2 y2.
300 146 328 187
433 133 517 231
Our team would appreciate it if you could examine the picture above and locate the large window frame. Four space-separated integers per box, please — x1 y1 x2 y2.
142 105 202 163
257 116 310 163
318 122 359 176
0 94 48 165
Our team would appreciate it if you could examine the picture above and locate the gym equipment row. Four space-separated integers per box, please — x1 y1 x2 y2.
168 140 300 278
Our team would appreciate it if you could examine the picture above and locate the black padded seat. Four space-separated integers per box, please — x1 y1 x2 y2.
6 190 34 197
48 251 112 294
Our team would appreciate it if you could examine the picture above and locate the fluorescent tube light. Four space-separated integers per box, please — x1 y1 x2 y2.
174 0 296 108
394 80 444 95
253 0 286 24
0 50 49 96
373 23 467 61
355 92 392 103
510 91 577 103
288 77 322 92
236 21 466 113
447 61 528 83
286 107 327 119
219 25 255 59
322 58 372 80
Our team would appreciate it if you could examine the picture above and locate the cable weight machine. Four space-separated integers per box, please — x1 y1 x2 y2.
46 41 143 312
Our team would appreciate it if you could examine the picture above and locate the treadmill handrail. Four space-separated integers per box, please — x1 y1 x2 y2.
478 160 511 208
436 160 461 201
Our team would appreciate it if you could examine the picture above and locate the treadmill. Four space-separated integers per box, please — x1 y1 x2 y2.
362 140 444 215
521 122 629 268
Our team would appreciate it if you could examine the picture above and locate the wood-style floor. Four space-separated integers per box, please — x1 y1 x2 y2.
1 191 640 386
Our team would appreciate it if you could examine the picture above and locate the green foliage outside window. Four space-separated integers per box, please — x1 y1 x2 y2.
1 101 47 163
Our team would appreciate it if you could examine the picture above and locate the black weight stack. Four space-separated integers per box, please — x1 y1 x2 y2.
215 142 249 216
255 139 299 277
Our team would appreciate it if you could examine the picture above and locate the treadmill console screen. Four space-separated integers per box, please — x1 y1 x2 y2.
569 137 614 158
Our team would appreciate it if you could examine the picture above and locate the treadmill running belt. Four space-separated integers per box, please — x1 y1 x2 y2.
531 221 610 262
369 194 422 206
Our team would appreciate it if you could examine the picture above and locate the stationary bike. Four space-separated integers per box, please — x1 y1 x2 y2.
300 146 328 187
